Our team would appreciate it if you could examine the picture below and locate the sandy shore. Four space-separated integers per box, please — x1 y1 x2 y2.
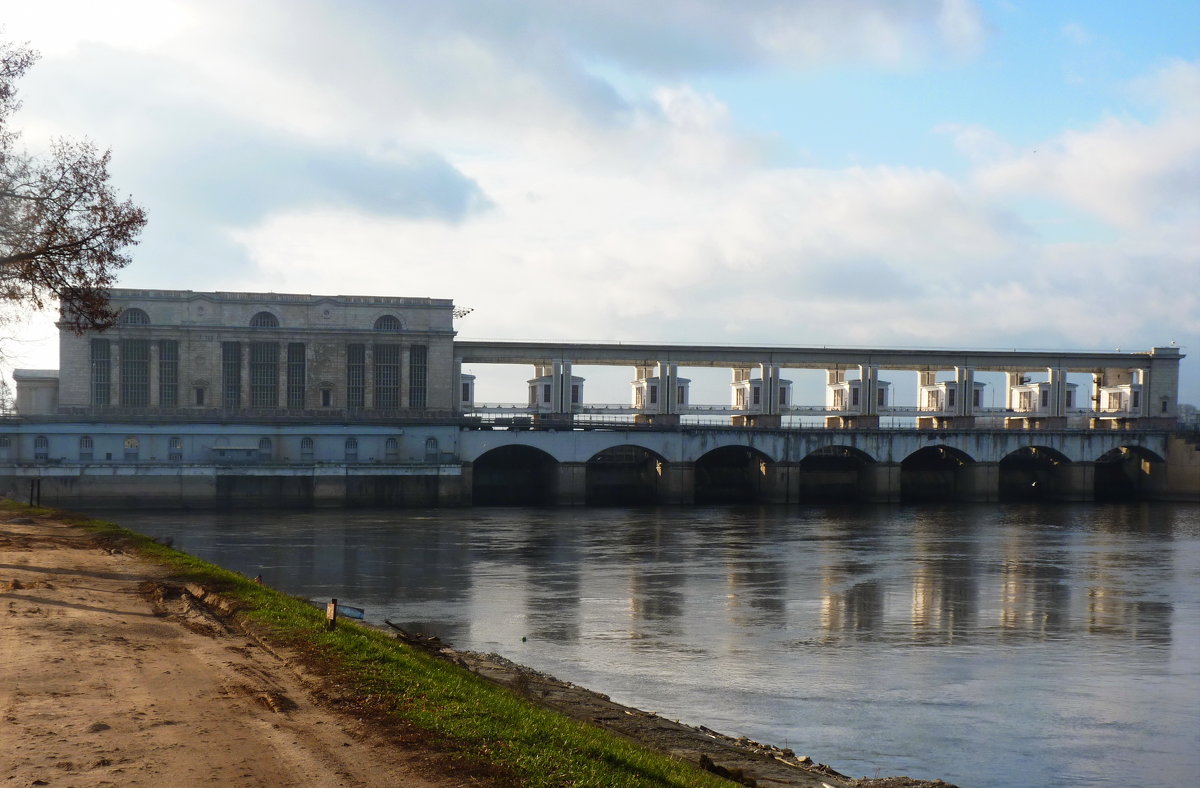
1 512 955 788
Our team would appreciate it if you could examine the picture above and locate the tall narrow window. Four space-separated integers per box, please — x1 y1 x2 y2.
90 339 111 407
169 436 183 461
249 341 278 408
408 345 427 409
344 437 358 461
385 437 398 460
34 435 49 462
301 437 314 460
346 344 365 409
79 436 93 462
222 342 241 409
120 339 150 407
159 340 178 408
374 343 401 409
287 343 305 409
123 436 139 461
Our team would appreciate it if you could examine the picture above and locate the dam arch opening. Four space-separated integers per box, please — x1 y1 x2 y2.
585 445 667 506
472 445 559 506
694 445 773 504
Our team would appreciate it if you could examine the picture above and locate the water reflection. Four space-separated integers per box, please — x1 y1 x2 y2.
110 503 1200 788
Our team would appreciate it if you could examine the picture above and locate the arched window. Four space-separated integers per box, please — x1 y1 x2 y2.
250 311 279 328
79 436 94 462
344 438 358 462
301 437 314 460
385 437 398 460
424 436 438 462
169 437 183 461
34 435 49 461
123 436 139 461
119 308 150 325
257 437 272 459
373 314 402 331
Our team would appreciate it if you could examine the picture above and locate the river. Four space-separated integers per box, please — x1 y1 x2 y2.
107 503 1200 787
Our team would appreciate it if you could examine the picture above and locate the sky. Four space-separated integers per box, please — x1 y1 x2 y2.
2 0 1198 406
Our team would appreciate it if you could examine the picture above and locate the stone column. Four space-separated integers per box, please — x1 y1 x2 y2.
1052 461 1095 501
862 463 901 502
762 461 799 504
959 462 999 502
657 462 695 505
363 344 375 410
553 462 587 505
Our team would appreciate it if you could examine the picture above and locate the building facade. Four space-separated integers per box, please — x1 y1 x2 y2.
52 289 458 418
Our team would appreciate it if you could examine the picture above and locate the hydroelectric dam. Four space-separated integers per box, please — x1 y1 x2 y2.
2 289 1196 509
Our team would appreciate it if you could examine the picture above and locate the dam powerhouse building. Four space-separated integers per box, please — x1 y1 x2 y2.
2 288 1197 508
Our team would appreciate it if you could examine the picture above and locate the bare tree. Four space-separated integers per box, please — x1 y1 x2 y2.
0 38 146 332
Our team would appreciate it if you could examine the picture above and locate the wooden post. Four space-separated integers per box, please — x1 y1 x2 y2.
325 598 338 631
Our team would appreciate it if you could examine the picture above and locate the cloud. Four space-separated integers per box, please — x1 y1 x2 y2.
973 59 1200 230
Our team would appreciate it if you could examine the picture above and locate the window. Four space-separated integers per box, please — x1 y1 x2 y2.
542 384 551 404
752 387 760 406
346 344 365 409
425 437 438 462
257 437 272 460
159 340 179 408
1040 389 1049 408
461 382 471 402
374 344 401 409
250 311 279 328
249 342 278 408
408 345 427 408
222 342 242 408
90 339 111 407
321 388 332 408
1066 390 1074 408
385 437 398 460
851 388 859 407
947 388 956 408
169 437 183 462
649 385 658 405
34 435 49 462
1132 390 1140 409
833 389 845 410
287 343 305 409
571 384 580 404
123 436 139 461
973 388 982 407
194 386 206 407
119 308 150 325
79 436 93 462
120 339 150 407
678 387 687 405
374 314 402 331
344 438 358 462
301 437 314 460
1020 391 1033 411
876 388 884 407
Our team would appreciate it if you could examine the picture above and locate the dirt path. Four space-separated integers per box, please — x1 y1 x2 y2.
0 515 469 788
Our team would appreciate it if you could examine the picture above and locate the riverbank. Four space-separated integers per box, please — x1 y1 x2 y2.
1 503 957 787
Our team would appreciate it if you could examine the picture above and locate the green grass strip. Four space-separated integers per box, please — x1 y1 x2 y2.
7 502 732 788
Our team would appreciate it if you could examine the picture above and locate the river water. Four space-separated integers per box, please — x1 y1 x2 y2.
107 503 1200 787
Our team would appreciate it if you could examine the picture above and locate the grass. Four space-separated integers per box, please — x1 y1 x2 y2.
4 501 732 788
